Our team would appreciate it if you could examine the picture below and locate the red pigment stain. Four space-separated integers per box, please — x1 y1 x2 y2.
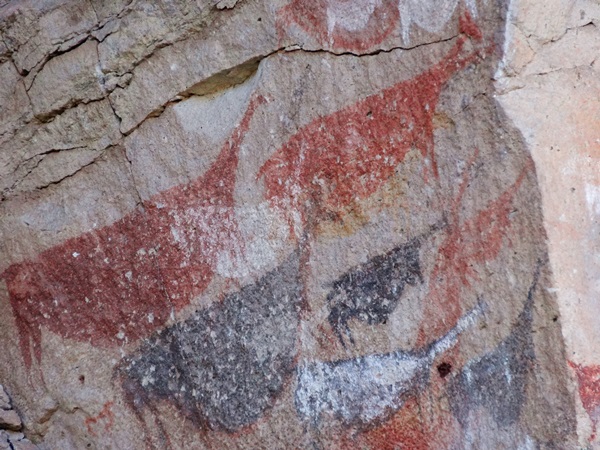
416 155 534 345
459 11 483 41
340 337 463 449
276 0 399 53
259 18 483 238
569 360 600 439
346 398 430 450
85 401 115 436
343 385 461 450
1 95 266 370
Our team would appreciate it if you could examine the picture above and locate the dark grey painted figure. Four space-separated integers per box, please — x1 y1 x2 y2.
448 265 540 427
327 237 423 346
118 252 302 432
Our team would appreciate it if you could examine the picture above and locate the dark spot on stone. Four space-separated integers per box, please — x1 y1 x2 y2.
118 252 302 432
79 375 85 384
326 236 424 346
257 17 262 21
553 316 558 322
437 362 452 378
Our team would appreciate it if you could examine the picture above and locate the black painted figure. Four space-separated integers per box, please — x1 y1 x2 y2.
118 252 302 432
327 237 424 346
447 264 540 427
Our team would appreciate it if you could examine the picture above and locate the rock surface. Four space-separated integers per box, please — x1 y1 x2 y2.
495 0 600 446
0 387 39 449
0 0 595 448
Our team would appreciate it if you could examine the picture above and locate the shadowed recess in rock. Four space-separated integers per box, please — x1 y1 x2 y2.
295 301 484 426
118 252 302 432
326 226 443 346
447 264 539 428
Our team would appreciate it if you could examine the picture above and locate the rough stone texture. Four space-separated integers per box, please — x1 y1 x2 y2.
0 410 21 431
28 40 105 119
0 387 39 449
0 386 10 410
0 0 593 448
495 0 600 446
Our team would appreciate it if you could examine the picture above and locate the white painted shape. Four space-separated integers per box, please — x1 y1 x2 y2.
296 303 483 423
215 202 291 279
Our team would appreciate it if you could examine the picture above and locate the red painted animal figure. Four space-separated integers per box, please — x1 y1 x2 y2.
1 95 266 370
259 14 484 240
276 0 400 53
416 153 534 344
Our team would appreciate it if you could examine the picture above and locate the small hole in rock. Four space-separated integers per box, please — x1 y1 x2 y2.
79 375 85 384
552 316 558 322
437 362 452 378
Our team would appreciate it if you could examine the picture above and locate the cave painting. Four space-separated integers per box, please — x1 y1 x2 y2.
277 0 399 52
2 6 549 447
260 14 485 241
276 0 481 51
416 152 534 344
2 12 486 373
296 302 484 425
347 266 540 450
1 95 266 369
448 265 538 428
326 226 437 346
118 252 302 433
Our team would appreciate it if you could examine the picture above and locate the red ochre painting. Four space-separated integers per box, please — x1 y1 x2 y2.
569 361 600 440
276 0 400 52
275 0 481 53
1 95 267 369
260 14 484 238
0 4 564 448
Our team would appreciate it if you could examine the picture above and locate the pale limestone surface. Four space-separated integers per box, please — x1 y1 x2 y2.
495 0 600 446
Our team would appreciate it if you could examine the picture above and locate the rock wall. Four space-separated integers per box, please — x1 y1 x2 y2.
495 0 600 446
0 0 593 448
